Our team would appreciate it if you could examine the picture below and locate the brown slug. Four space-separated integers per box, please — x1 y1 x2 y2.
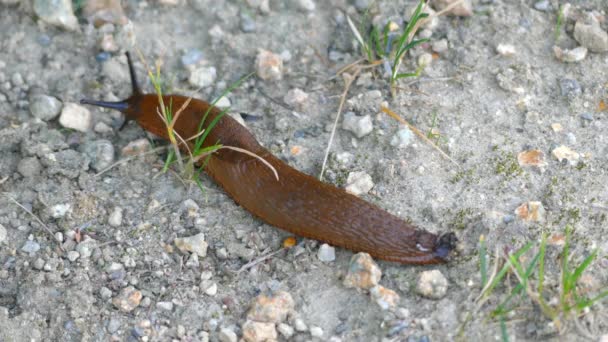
81 52 457 265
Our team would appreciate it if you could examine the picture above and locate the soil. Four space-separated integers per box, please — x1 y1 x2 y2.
0 0 607 341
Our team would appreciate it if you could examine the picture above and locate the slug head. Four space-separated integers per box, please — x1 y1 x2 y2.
80 52 143 128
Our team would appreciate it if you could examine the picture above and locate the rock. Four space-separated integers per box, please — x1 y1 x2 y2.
188 66 217 88
247 291 294 323
112 286 142 312
310 326 324 338
240 12 256 32
99 287 112 299
277 323 294 339
342 112 373 138
108 207 123 227
417 52 433 68
553 46 587 63
29 94 62 121
66 251 80 262
48 203 71 218
75 238 98 259
0 224 6 244
416 270 448 299
515 201 545 222
551 123 563 132
433 0 473 17
559 78 581 98
551 145 580 165
345 171 374 196
534 0 551 11
156 301 173 311
246 0 270 14
255 49 283 81
517 150 546 169
496 44 516 57
343 253 382 289
22 240 41 254
354 0 373 11
33 0 79 31
297 0 315 12
283 88 309 111
370 285 400 310
573 21 608 52
294 318 307 332
390 127 414 148
121 138 151 156
242 320 277 342
181 49 204 66
59 103 92 132
99 34 118 52
83 0 128 26
80 139 115 172
317 243 336 262
218 327 237 342
174 233 208 257
432 39 449 53
17 157 42 178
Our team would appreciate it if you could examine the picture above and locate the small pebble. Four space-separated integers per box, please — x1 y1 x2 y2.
80 139 115 172
156 301 173 311
33 0 79 31
310 326 324 338
0 224 6 244
112 286 142 312
99 287 113 299
22 240 41 254
240 12 256 32
433 0 473 17
108 207 123 227
343 252 382 289
317 244 336 262
255 49 283 81
188 66 217 88
174 233 208 257
345 171 374 196
121 138 151 156
496 44 516 57
515 201 545 222
181 49 204 66
390 127 414 148
370 285 400 310
242 320 277 342
533 0 551 11
431 39 448 53
573 21 608 52
294 318 307 332
17 157 42 179
551 145 580 165
580 113 593 121
417 53 433 68
33 258 45 270
95 52 111 63
247 291 294 323
67 251 80 262
277 323 294 339
553 46 587 63
218 327 237 342
342 112 373 138
551 123 563 132
283 88 309 111
29 94 62 121
297 0 315 12
59 103 92 132
416 270 448 299
204 282 218 296
517 150 546 169
354 0 373 11
559 78 582 98
83 0 127 26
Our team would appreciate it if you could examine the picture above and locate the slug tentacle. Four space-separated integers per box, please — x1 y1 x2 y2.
80 52 458 265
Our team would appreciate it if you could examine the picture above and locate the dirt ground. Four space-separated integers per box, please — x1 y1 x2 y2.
0 0 607 341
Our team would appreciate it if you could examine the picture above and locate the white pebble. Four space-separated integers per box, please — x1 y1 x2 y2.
416 269 448 299
496 43 516 57
108 207 123 227
297 0 315 11
204 282 218 296
342 112 373 138
59 103 92 132
174 233 208 257
310 326 323 338
390 127 414 148
67 250 80 262
277 323 294 339
0 224 6 244
345 171 374 196
553 46 587 63
317 243 336 262
256 49 283 81
188 66 217 88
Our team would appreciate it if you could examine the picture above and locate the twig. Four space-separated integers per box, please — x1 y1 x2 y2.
380 106 460 168
95 146 168 176
3 193 64 252
235 247 288 274
192 146 279 181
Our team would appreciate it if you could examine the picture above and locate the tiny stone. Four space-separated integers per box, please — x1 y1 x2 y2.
294 318 307 332
156 301 173 311
551 123 563 132
17 157 42 179
54 232 63 242
108 207 123 227
204 282 218 296
390 127 414 148
174 233 208 257
580 113 593 121
342 112 373 138
121 138 151 156
247 291 294 323
345 171 374 196
573 21 608 52
33 0 79 31
215 96 231 108
431 39 448 53
0 224 8 244
188 66 217 88
33 258 45 270
283 88 309 111
354 0 372 11
559 78 581 98
112 286 142 312
343 252 382 289
59 103 92 132
515 201 545 222
99 34 118 52
94 121 113 134
242 320 278 342
553 46 587 63
517 150 546 169
49 203 71 218
181 49 204 66
255 49 283 81
29 94 62 121
240 12 256 32
310 326 323 338
277 323 294 339
22 240 41 254
534 0 551 11
67 251 80 262
433 0 472 17
551 145 580 165
317 243 336 262
297 0 315 12
496 44 516 57
416 270 448 299
370 285 400 310
417 53 433 67
80 139 115 172
218 327 237 342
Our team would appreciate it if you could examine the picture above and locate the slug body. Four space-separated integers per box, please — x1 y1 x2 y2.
81 53 457 265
